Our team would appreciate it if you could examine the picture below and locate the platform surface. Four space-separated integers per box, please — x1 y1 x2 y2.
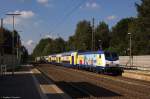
0 65 70 99
123 70 150 81
0 67 41 99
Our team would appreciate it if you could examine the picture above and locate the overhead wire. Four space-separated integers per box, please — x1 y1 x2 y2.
49 0 88 35
44 0 77 37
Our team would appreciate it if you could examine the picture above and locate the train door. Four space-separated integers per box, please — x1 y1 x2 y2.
59 57 61 63
72 56 74 65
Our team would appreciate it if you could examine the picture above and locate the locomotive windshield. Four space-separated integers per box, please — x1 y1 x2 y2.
104 52 119 61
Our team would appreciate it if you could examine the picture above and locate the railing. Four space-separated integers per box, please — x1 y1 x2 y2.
120 65 150 71
120 65 138 70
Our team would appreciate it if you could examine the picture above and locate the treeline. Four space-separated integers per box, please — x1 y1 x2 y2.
0 28 28 63
32 0 150 57
32 38 66 57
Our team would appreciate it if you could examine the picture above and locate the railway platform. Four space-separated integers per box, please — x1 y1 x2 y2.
0 65 71 99
123 69 150 81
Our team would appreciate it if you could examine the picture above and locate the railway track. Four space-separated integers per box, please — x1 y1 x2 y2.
36 64 150 99
37 65 93 99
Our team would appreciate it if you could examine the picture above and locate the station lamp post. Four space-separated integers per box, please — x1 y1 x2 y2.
6 13 21 75
128 33 132 67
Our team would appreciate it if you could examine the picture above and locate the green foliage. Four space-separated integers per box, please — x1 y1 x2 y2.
65 36 75 51
32 37 66 57
0 28 13 54
32 38 52 57
134 0 150 54
0 27 28 63
20 46 28 63
95 21 110 50
109 0 150 55
73 20 92 51
110 18 135 55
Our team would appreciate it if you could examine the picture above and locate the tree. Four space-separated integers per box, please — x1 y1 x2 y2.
73 20 92 51
95 21 110 50
32 37 66 57
110 18 135 55
0 27 28 63
32 38 52 57
65 36 75 51
133 0 150 54
0 28 13 54
20 46 28 63
42 39 53 55
53 37 66 53
42 37 66 55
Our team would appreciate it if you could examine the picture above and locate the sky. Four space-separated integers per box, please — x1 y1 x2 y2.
0 0 140 54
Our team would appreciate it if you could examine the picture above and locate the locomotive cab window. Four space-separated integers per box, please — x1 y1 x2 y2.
112 52 119 60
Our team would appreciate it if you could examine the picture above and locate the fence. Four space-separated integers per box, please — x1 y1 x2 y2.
119 55 150 70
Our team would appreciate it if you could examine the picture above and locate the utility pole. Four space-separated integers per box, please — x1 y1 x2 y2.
1 18 3 28
6 13 21 75
92 18 95 51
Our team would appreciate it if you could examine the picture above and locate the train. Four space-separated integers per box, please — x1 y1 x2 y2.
35 50 123 75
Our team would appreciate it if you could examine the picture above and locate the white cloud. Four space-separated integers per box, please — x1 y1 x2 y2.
37 0 48 4
44 34 56 39
37 0 52 7
22 40 35 54
26 40 34 46
8 10 35 19
85 2 100 9
4 10 35 25
107 15 117 21
20 10 35 18
45 34 52 38
21 40 25 45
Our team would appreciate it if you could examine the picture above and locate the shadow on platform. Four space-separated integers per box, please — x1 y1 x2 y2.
55 81 122 98
0 73 41 99
0 66 72 99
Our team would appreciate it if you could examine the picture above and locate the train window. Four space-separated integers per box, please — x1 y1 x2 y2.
105 51 119 60
62 60 70 64
112 52 119 60
112 53 117 57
